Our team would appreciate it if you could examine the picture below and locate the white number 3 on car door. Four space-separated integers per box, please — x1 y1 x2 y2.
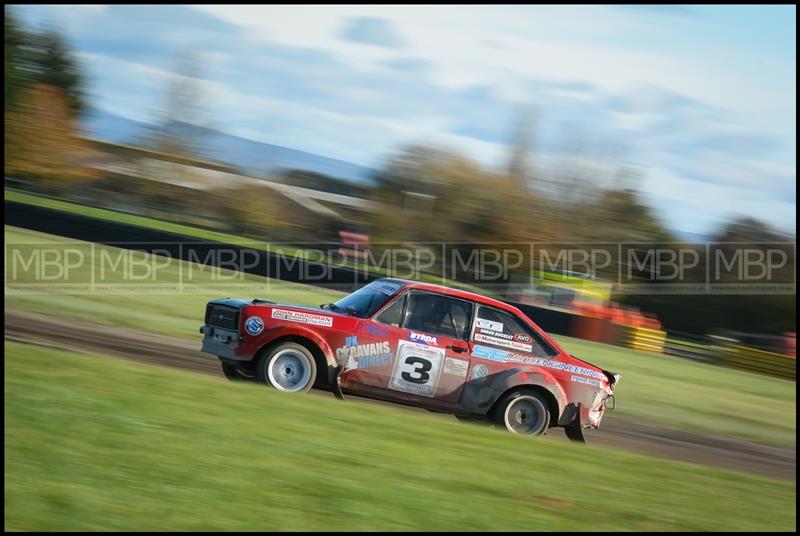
390 340 445 397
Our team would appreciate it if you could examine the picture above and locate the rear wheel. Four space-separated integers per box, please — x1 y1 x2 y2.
257 342 317 393
493 390 550 436
220 361 255 381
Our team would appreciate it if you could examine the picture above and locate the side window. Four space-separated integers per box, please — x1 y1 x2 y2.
374 293 406 327
403 292 473 340
472 306 556 357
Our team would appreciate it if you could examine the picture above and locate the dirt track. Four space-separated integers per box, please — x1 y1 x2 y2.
5 308 796 481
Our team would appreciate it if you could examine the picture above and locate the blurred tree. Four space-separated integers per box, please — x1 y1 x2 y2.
5 7 28 112
215 182 325 236
5 8 93 190
5 84 99 188
622 216 796 335
712 216 787 244
25 27 86 117
373 144 538 244
583 187 671 242
371 145 668 248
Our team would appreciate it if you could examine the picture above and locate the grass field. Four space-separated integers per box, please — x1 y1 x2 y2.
5 225 345 339
4 341 795 531
550 335 797 447
5 225 796 448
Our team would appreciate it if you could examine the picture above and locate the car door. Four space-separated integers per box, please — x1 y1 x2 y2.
339 289 474 408
466 304 558 382
383 290 474 408
337 291 408 392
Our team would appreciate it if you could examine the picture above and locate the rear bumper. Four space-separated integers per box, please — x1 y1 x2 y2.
200 325 244 360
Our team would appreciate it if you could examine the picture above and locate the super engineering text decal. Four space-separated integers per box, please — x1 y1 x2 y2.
471 345 607 381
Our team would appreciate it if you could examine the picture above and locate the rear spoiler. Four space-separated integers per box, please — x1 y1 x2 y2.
569 354 620 388
603 370 621 388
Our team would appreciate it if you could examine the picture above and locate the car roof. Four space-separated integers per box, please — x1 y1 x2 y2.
379 278 521 315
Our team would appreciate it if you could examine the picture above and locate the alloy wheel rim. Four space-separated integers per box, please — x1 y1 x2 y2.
504 396 545 434
267 349 312 392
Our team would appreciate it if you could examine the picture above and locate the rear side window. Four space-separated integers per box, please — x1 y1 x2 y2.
403 292 473 340
472 306 556 357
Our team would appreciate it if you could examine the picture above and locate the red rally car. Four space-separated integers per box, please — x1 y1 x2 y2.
199 278 620 441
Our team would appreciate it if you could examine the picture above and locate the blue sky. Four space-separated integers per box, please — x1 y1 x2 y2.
12 4 796 237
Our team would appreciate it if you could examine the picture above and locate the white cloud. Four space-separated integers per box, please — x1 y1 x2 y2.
642 167 796 234
190 5 792 118
40 5 793 234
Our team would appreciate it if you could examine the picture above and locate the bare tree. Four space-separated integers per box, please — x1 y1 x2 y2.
506 103 536 185
142 52 212 157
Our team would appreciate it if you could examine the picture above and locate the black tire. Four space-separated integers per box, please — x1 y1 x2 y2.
493 389 550 436
220 361 256 381
256 342 317 393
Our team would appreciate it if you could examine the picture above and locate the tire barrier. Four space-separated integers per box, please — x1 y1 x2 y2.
570 314 614 344
663 337 719 364
616 325 667 354
718 343 796 380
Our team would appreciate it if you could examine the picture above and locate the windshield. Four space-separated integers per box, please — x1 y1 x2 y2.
330 279 406 318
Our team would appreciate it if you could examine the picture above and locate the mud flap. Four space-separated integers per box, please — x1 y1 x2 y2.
329 365 345 400
565 404 586 443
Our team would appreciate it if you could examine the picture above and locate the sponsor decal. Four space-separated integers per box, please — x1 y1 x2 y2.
470 364 490 381
514 333 532 343
571 375 602 388
471 344 510 362
271 308 333 327
474 332 533 352
443 357 469 377
476 318 504 332
471 345 606 380
389 340 445 397
337 341 393 369
345 335 358 346
359 354 392 369
244 316 264 336
539 359 607 381
476 327 513 340
409 331 438 345
365 323 391 338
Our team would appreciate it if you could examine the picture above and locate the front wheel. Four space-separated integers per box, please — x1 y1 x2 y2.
221 361 256 381
493 390 550 436
257 342 317 393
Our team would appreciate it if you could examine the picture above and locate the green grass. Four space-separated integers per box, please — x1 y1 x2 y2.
5 225 345 339
4 341 795 531
551 335 797 448
5 225 797 448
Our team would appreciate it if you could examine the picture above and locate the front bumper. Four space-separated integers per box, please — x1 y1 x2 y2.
199 325 243 359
